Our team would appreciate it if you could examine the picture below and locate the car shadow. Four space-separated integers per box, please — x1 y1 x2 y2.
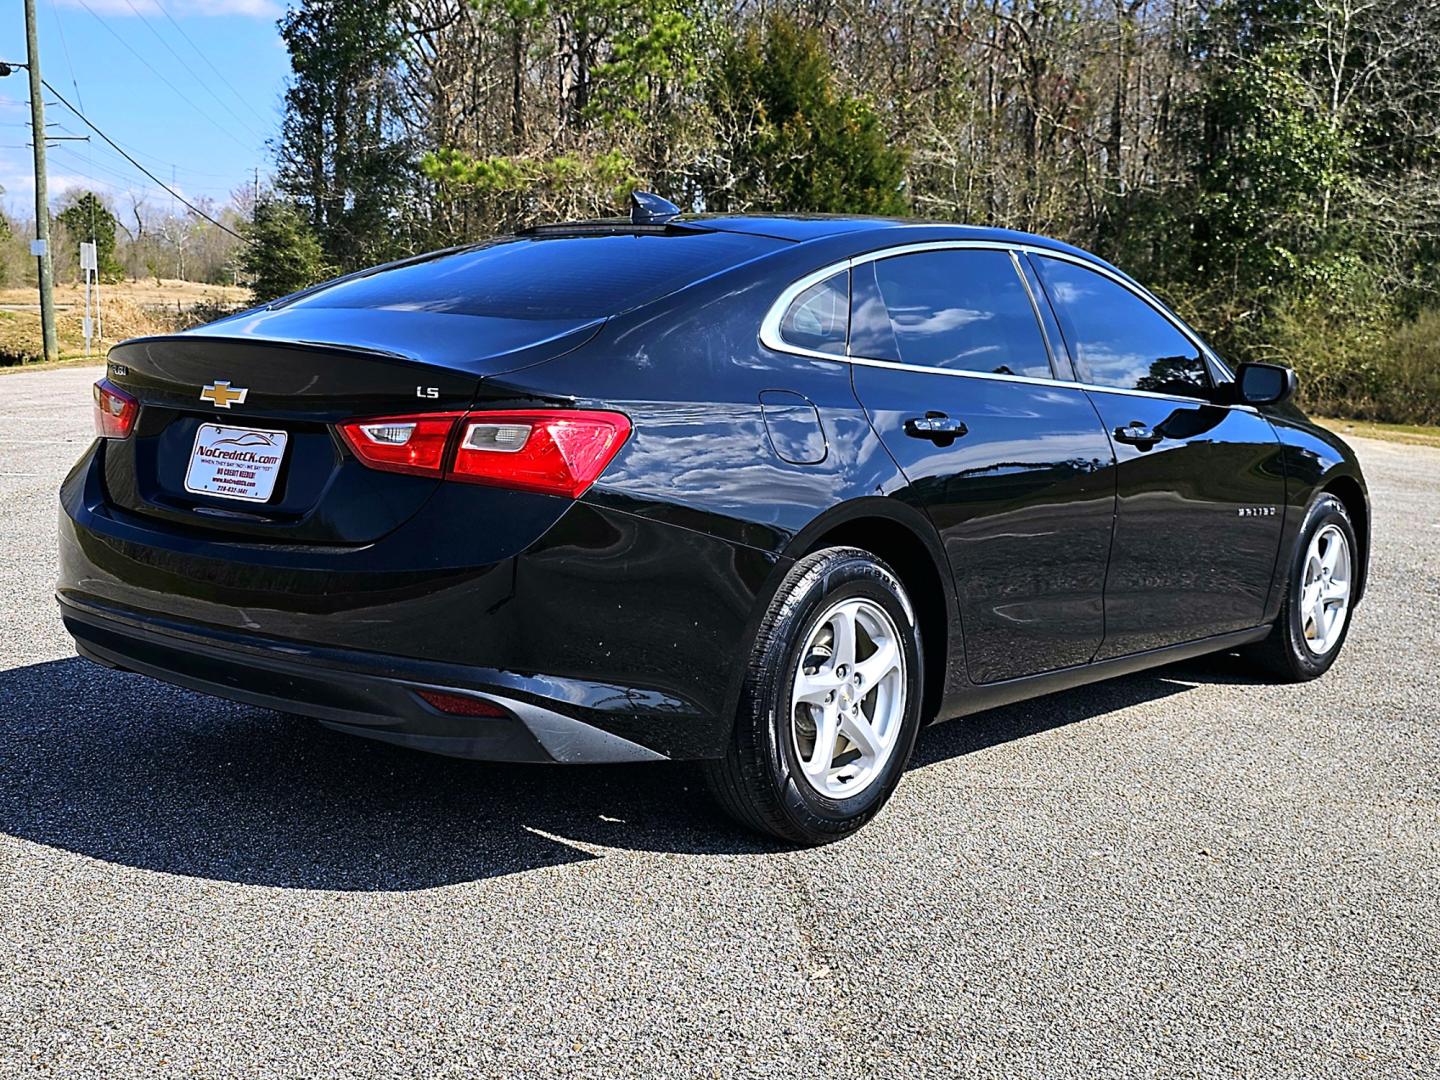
0 653 1260 890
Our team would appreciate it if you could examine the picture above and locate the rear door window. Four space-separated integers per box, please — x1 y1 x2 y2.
865 249 1053 379
1032 255 1210 397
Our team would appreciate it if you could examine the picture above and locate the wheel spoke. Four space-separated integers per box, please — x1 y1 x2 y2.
839 708 883 760
1322 577 1349 604
1300 582 1321 639
1312 593 1331 643
854 637 900 689
828 607 858 672
1320 535 1343 574
802 706 839 778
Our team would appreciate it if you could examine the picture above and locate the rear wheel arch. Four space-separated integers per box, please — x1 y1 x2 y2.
783 500 951 726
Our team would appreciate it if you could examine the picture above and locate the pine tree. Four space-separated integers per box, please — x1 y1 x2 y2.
55 191 124 284
240 198 330 304
708 15 906 215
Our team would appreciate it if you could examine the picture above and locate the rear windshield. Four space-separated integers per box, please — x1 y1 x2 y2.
283 230 785 321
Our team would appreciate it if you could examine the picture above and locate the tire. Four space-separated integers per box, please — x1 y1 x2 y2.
703 546 925 845
1243 493 1359 682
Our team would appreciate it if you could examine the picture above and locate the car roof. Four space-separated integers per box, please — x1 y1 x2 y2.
683 213 1108 267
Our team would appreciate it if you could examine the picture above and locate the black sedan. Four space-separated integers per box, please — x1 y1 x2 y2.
60 196 1369 844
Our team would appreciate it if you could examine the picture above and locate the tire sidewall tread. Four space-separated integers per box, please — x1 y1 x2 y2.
704 546 924 845
1247 493 1358 682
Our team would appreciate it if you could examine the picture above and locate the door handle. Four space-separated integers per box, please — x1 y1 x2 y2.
1113 422 1162 447
904 413 968 443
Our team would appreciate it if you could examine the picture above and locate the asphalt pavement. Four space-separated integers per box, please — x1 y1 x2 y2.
2 364 1436 1078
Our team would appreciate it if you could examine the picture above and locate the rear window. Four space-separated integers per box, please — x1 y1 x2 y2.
284 231 785 321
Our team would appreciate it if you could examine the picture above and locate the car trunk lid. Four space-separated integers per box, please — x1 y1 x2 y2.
100 315 602 545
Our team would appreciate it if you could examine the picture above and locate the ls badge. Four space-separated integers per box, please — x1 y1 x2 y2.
200 381 248 409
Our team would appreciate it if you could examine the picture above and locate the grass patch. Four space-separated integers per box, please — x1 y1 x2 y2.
1315 416 1440 448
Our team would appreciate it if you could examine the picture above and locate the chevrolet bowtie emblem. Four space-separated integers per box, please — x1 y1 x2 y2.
200 381 248 409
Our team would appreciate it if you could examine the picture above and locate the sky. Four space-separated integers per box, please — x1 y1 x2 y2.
0 0 290 221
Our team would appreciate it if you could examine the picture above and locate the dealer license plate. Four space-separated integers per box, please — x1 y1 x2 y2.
183 423 289 503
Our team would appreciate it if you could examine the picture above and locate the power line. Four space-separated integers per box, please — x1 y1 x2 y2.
46 145 157 197
42 80 247 241
50 119 242 180
51 131 239 193
66 0 260 156
49 142 157 190
152 0 273 130
48 0 85 113
118 0 269 143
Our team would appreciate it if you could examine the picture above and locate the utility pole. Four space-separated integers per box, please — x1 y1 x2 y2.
23 0 58 363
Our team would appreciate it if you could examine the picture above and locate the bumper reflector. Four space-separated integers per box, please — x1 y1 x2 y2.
415 689 510 717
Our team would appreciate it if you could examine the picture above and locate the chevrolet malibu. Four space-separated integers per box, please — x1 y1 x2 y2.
58 197 1369 844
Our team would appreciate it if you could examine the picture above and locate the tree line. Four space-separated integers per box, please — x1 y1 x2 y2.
0 187 247 290
13 0 1439 422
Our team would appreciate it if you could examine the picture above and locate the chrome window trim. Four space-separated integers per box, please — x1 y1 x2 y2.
1008 247 1061 378
760 263 857 362
758 238 1238 405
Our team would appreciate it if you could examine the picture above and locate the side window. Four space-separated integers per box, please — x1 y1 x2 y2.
779 271 848 355
1033 255 1210 397
868 249 1052 378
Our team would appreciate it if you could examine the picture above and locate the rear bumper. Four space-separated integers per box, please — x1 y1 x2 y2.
57 443 786 761
60 594 668 763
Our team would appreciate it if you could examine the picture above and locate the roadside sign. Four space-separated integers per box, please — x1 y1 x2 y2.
80 242 97 271
29 239 46 257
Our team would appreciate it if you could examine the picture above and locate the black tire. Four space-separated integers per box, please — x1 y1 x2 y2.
703 547 925 845
1243 493 1359 682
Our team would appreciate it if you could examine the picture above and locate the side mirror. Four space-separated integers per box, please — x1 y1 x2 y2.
1234 362 1297 406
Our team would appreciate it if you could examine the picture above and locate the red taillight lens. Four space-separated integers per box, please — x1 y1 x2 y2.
336 412 464 478
336 409 631 498
92 378 138 439
449 410 631 498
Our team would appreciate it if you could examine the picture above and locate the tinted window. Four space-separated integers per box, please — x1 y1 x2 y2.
779 271 848 355
284 231 784 321
1034 255 1210 396
868 249 1052 378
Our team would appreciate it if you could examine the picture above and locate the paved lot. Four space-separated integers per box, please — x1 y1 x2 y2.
1 365 1436 1078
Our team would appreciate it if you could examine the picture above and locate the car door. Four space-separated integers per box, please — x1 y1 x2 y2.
1028 252 1286 658
847 246 1117 684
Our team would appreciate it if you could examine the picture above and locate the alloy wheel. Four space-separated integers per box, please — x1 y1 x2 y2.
1300 523 1352 655
790 597 907 799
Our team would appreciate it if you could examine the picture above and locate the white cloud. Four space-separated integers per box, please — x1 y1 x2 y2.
53 0 282 17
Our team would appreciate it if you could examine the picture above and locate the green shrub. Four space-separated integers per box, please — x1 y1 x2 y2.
1273 302 1440 425
1368 310 1440 426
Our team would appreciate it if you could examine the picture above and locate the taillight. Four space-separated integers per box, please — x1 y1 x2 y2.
336 412 463 478
92 378 138 439
337 409 630 498
449 410 631 498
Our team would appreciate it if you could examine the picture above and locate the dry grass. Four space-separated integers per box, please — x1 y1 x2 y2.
0 279 247 365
